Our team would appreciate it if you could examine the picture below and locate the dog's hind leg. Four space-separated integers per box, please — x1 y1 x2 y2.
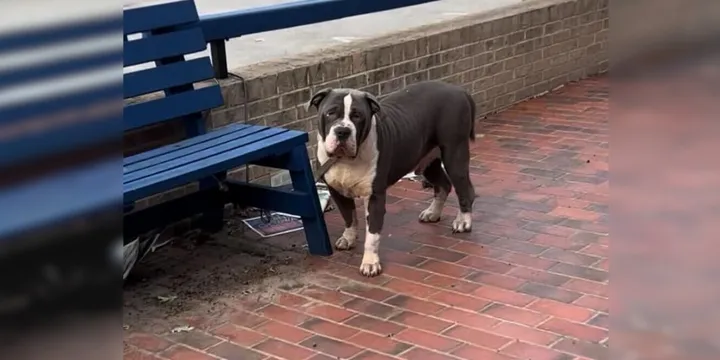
328 187 358 250
418 158 452 223
441 144 475 233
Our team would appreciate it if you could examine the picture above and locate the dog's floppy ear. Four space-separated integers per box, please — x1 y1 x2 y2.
355 91 380 149
306 88 333 111
365 92 381 115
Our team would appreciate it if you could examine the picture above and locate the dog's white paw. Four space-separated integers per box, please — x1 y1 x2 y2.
418 207 441 223
452 212 473 233
334 235 355 250
335 227 357 250
418 196 446 223
359 253 382 277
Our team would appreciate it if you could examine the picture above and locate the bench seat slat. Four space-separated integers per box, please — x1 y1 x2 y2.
0 159 120 240
125 125 267 174
125 126 288 183
124 129 308 202
123 85 223 131
124 0 199 35
123 28 207 67
124 57 215 98
124 123 252 166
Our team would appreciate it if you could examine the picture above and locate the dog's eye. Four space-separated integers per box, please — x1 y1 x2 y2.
325 110 336 117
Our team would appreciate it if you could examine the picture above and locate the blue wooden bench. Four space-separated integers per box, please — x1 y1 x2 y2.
123 0 332 255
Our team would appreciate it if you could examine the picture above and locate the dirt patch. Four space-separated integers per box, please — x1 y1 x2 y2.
123 214 321 334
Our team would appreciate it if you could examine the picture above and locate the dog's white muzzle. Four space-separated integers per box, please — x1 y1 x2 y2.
324 120 357 157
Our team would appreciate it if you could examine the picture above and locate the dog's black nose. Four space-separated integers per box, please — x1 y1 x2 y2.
334 126 352 141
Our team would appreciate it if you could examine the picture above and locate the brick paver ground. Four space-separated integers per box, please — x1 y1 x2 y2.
124 75 609 360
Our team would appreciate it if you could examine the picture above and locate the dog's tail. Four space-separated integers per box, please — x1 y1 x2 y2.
466 92 477 142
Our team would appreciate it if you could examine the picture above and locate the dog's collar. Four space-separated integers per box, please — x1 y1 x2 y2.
314 157 339 183
314 148 361 182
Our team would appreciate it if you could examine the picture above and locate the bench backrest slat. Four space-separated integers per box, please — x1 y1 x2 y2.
0 17 120 55
124 86 223 131
0 79 118 125
124 58 215 99
123 0 223 137
1 42 121 91
123 0 199 34
123 28 206 67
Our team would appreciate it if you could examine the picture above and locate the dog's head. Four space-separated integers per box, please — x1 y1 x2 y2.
306 88 381 158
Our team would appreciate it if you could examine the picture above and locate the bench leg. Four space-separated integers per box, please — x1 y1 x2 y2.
197 173 227 233
287 146 333 256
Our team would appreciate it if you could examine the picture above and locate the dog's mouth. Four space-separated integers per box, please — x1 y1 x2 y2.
327 143 356 158
329 146 349 157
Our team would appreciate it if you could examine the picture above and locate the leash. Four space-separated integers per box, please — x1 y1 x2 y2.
314 157 339 183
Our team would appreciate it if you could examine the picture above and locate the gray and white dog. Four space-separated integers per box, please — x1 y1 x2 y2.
307 81 477 277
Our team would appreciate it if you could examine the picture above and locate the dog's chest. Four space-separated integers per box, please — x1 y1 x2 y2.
324 163 375 199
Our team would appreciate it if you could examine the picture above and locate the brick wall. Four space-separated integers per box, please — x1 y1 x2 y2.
127 0 608 207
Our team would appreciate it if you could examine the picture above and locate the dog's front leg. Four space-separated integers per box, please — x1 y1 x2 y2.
360 192 386 277
328 187 357 250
